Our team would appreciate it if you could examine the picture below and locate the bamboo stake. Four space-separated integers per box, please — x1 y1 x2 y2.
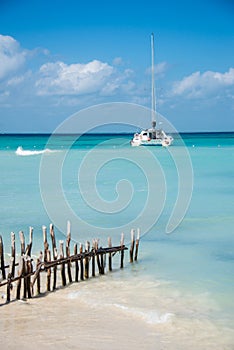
0 235 6 280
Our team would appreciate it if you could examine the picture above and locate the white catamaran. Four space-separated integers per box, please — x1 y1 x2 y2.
130 34 173 147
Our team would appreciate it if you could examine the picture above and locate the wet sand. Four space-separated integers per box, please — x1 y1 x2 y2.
0 283 164 350
1 270 234 350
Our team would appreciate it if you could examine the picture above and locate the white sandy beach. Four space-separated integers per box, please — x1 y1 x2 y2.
1 270 234 350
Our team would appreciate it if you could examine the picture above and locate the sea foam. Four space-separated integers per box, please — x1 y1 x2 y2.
112 303 174 324
15 146 56 156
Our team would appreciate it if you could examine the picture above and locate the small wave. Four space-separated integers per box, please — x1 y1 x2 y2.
15 146 56 156
112 303 174 324
66 290 174 325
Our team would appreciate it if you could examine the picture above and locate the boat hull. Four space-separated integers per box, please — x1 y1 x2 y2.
130 131 173 147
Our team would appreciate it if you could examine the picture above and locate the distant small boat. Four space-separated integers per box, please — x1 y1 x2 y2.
130 34 173 147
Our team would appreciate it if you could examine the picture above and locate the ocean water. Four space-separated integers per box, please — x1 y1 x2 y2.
0 133 234 349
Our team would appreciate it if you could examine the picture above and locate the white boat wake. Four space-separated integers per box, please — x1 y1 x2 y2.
15 146 57 156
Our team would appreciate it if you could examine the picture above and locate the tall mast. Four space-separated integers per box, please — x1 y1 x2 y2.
151 33 156 129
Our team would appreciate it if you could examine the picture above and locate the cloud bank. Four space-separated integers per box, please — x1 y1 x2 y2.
172 68 234 98
36 60 114 95
0 33 233 120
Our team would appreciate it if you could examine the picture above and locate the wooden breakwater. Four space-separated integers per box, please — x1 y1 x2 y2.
0 223 140 304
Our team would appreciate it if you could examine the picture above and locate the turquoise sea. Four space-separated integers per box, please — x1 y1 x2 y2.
0 132 234 348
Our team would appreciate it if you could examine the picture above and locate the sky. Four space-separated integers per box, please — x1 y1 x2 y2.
0 0 233 133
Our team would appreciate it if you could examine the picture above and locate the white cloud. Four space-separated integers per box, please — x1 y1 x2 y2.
113 57 123 66
100 68 135 96
155 61 168 75
172 68 234 98
0 34 27 79
7 75 25 86
36 60 114 95
146 61 169 76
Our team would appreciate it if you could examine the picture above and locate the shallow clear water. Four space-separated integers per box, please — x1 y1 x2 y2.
0 133 234 348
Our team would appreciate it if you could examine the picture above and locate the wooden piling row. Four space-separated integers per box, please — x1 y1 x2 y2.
0 224 140 304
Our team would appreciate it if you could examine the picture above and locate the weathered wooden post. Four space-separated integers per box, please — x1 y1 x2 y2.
50 224 56 252
120 233 124 269
95 240 102 274
100 250 105 275
108 237 112 271
50 224 57 290
23 256 27 299
43 226 49 263
28 226 33 257
134 228 140 261
79 243 84 281
0 235 6 280
24 241 33 298
16 256 24 299
36 258 41 295
66 221 72 283
84 241 90 279
35 251 43 295
7 257 14 302
92 239 96 277
74 243 79 282
6 273 12 302
129 229 135 263
46 250 51 292
26 256 32 298
19 231 25 255
91 240 96 277
11 232 16 278
60 240 66 286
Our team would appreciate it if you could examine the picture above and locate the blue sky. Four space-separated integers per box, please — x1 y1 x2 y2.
0 0 233 132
